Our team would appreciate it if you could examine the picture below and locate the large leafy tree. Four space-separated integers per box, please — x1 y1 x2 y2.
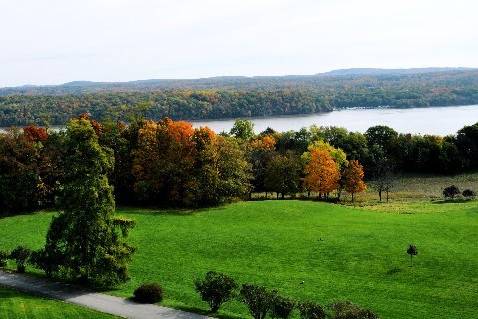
264 151 302 199
40 118 135 288
191 127 252 205
455 122 478 169
248 135 277 194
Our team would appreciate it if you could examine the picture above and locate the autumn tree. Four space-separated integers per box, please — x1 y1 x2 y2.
0 127 49 214
39 118 135 288
132 118 195 204
303 148 340 199
343 160 367 203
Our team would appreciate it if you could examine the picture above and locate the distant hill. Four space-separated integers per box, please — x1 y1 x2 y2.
319 67 476 77
1 67 477 96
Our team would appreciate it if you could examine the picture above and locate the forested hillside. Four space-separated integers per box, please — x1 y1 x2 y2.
1 68 478 126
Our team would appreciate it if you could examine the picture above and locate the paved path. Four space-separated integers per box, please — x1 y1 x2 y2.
0 270 213 319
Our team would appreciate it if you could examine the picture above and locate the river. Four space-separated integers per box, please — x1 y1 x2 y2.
1 105 478 136
191 104 478 135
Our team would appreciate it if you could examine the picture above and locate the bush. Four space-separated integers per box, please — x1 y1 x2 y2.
443 185 460 199
240 284 276 319
9 246 32 273
271 295 295 318
194 271 237 312
0 250 8 267
133 283 163 303
331 301 380 319
298 301 326 319
462 189 476 199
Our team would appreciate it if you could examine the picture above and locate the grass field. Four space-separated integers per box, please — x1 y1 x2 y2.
0 197 477 319
0 285 116 319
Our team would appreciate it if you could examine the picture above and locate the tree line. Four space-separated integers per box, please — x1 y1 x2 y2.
1 115 478 215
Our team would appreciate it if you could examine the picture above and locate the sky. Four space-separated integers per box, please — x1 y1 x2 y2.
1 0 477 87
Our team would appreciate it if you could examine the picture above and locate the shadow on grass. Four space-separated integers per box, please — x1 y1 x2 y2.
386 266 402 275
117 204 228 217
171 304 243 319
432 198 475 204
0 209 53 220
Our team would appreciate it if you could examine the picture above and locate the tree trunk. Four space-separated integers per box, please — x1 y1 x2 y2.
276 192 279 199
352 193 355 203
386 190 389 203
379 190 382 202
281 192 284 199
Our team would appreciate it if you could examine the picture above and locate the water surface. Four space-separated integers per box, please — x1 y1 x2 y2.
191 105 478 135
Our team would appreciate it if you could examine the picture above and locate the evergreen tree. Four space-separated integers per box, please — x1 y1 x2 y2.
40 118 135 288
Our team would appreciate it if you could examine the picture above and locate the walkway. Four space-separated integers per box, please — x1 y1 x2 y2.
0 270 213 319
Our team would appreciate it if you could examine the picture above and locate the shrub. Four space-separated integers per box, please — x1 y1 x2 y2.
240 284 276 319
194 271 237 312
443 185 460 199
298 301 326 319
271 295 295 319
9 246 32 273
133 283 163 303
462 189 476 199
0 250 8 267
331 301 380 319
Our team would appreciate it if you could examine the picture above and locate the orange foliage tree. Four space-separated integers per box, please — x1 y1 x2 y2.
303 148 340 198
343 159 366 203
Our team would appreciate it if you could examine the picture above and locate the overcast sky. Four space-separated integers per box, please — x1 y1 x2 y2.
1 0 477 87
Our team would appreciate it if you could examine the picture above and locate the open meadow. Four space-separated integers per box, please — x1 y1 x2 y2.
0 190 477 319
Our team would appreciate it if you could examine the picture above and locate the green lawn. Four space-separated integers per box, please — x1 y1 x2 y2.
0 200 477 319
0 285 116 319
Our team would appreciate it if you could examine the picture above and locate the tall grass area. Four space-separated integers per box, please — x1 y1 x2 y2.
252 173 478 205
0 198 477 319
0 286 116 319
359 172 478 204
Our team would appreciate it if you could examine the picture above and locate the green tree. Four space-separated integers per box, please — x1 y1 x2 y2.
191 128 251 205
230 119 255 140
264 152 302 199
40 118 135 288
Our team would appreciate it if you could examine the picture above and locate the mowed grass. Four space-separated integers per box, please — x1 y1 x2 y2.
0 285 116 319
0 200 477 319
